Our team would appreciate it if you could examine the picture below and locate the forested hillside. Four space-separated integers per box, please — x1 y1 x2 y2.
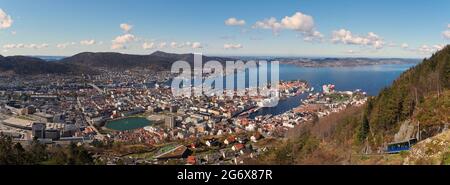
257 45 450 164
362 45 449 145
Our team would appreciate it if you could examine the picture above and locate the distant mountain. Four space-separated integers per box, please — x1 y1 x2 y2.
277 57 421 67
0 51 235 75
0 51 425 76
60 51 235 71
30 55 67 62
0 55 90 75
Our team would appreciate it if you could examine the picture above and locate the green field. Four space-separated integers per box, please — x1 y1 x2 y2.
105 117 152 131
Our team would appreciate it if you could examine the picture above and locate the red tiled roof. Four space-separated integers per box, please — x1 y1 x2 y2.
227 136 236 142
187 156 196 165
234 143 244 151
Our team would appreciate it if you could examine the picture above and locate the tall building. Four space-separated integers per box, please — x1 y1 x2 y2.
165 116 176 129
32 122 46 139
169 105 178 113
45 129 61 140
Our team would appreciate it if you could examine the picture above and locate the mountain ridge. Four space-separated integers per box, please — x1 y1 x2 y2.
0 51 235 75
0 55 88 75
0 50 431 75
60 51 235 71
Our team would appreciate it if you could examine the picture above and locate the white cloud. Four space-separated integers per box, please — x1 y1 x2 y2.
224 43 243 49
400 43 445 55
253 12 322 40
331 29 385 49
253 17 283 35
111 44 124 50
111 33 136 49
28 43 49 49
417 45 433 54
3 44 18 49
158 42 167 48
80 39 96 45
170 42 179 48
253 12 314 32
441 24 450 40
225 17 246 26
280 12 315 32
120 23 133 33
113 34 136 43
416 44 445 54
303 31 324 42
191 42 202 49
345 50 358 54
401 43 409 49
142 42 155 50
433 44 445 50
184 41 202 49
169 41 203 49
56 43 68 49
111 23 137 49
3 43 48 49
442 30 450 40
0 9 13 29
56 44 67 49
56 42 76 49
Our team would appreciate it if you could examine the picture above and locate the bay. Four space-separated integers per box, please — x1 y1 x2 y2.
251 63 416 117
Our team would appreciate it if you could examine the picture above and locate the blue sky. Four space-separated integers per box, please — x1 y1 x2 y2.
0 0 449 57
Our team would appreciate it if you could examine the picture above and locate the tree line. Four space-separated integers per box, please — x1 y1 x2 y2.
0 135 94 165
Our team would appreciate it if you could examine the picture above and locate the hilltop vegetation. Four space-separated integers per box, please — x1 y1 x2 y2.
403 129 450 165
259 45 450 164
364 45 449 144
0 136 94 165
